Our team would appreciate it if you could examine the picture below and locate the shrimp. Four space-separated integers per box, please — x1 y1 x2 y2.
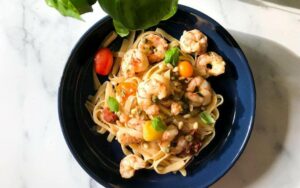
137 78 170 110
196 52 226 78
171 136 188 155
117 131 142 145
119 113 129 123
160 125 178 148
180 29 208 54
144 104 160 116
138 34 168 63
127 118 144 132
120 49 149 77
120 154 146 178
171 102 183 116
185 76 212 107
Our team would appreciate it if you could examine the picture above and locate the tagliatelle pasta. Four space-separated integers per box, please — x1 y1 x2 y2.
85 28 225 178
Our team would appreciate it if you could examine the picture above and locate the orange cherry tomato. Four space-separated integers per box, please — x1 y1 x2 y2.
94 48 113 75
116 82 137 101
178 61 193 78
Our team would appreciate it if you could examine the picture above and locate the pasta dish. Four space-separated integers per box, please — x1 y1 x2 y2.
85 28 226 178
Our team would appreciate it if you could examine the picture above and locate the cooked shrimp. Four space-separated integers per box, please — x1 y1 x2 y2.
137 78 170 110
185 76 212 107
117 131 142 145
171 136 188 155
160 125 178 148
180 29 207 54
119 113 129 123
144 104 160 116
127 118 144 132
120 154 146 178
121 49 149 77
196 52 225 78
171 102 183 115
138 34 168 63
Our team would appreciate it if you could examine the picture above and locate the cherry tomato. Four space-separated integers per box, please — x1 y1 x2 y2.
116 82 137 101
178 61 193 78
143 121 163 141
102 107 118 123
94 48 113 75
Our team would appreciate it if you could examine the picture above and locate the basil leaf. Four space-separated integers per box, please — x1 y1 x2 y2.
46 0 178 37
98 0 179 36
164 47 180 66
151 117 167 132
107 96 119 112
87 0 97 5
162 0 178 20
45 0 96 19
70 0 93 14
113 20 130 37
200 111 215 125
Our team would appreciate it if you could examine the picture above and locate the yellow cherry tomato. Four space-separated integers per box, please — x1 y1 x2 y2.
178 61 193 78
116 81 137 101
143 121 163 141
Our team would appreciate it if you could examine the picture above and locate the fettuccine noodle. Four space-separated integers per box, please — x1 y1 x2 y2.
86 28 225 178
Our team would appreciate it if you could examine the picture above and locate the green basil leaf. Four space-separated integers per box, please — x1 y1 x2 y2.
98 0 179 32
200 111 216 125
113 20 130 37
45 0 96 19
87 0 97 5
70 0 93 14
164 47 180 66
47 0 178 37
151 117 167 132
162 0 178 20
107 96 119 112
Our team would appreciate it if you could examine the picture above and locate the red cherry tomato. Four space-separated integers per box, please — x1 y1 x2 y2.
102 107 118 123
94 48 113 75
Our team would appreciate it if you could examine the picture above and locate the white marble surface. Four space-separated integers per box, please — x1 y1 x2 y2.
1 0 300 187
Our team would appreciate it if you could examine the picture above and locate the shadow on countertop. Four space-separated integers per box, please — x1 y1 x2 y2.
212 31 300 187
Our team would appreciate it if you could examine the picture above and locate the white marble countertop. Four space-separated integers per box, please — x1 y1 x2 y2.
1 0 300 187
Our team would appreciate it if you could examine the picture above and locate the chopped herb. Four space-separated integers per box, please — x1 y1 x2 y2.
137 108 142 115
107 96 119 112
196 91 203 97
185 135 193 142
152 96 159 103
200 111 215 125
151 117 167 132
173 94 182 101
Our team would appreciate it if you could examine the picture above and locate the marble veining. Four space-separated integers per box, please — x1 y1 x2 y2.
0 0 300 188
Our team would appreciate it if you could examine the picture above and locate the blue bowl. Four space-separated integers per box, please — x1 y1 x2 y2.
58 5 255 188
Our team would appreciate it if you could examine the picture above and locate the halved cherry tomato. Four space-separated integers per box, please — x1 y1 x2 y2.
102 107 118 123
94 48 113 75
116 82 137 101
178 61 193 78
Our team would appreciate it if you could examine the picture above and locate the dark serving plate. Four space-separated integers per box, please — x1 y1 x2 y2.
58 5 255 188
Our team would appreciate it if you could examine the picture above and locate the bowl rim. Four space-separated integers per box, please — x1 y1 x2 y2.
58 4 256 187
